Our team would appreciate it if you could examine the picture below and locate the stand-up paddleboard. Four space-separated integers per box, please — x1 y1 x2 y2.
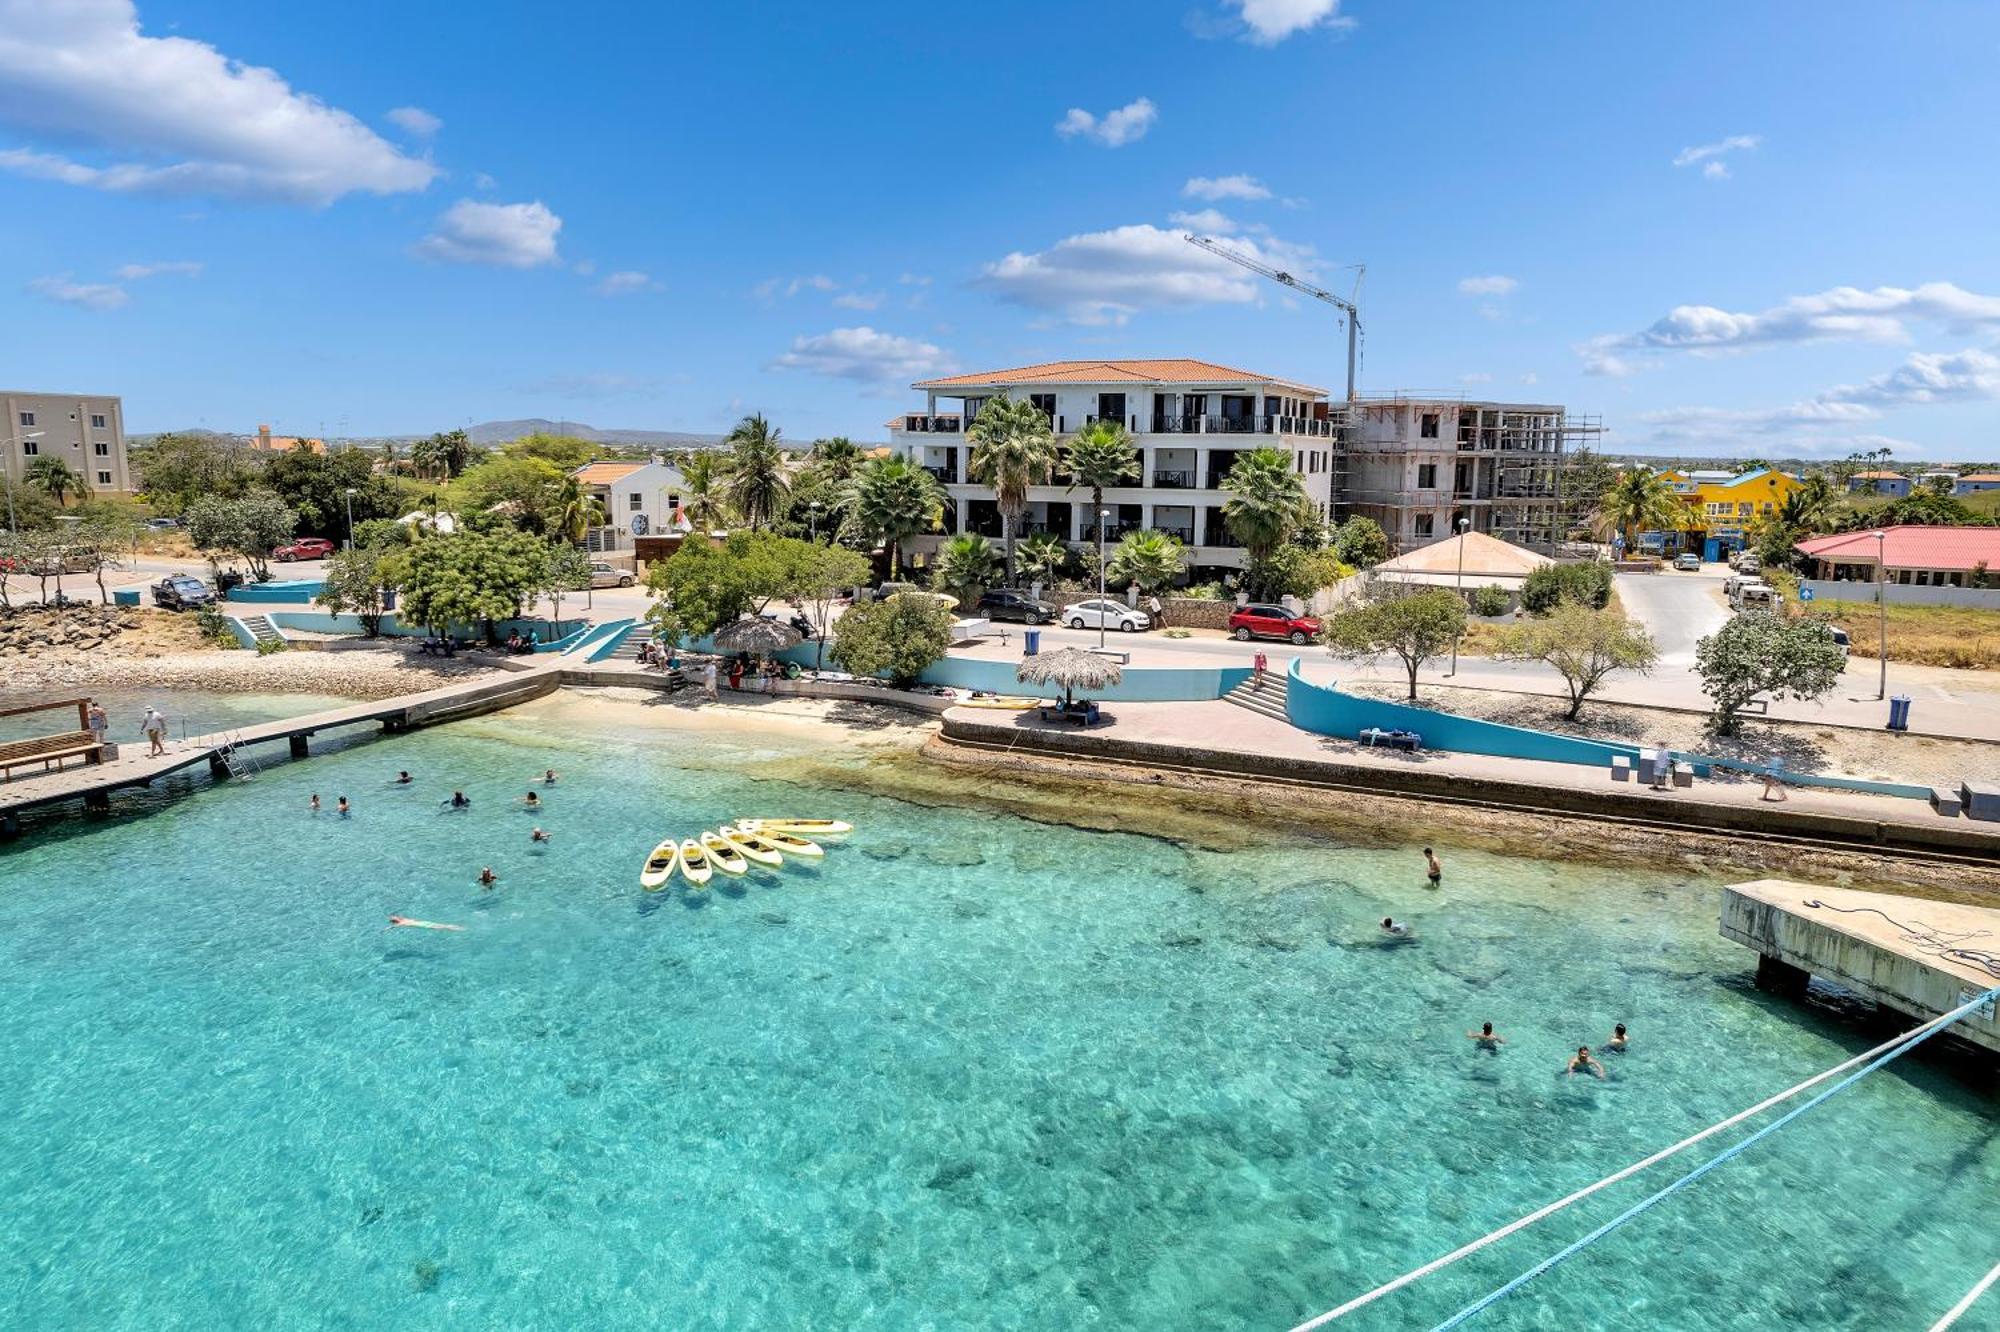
699 830 749 876
740 818 852 838
755 828 824 858
678 838 712 888
718 825 784 868
639 839 681 890
388 916 464 931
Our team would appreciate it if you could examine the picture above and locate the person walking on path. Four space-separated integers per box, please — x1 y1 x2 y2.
1252 650 1269 691
87 702 108 744
142 706 167 756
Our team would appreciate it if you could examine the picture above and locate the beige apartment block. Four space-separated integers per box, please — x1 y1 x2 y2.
3 391 132 495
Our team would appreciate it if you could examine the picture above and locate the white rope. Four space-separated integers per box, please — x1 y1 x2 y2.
1930 1259 2000 1332
1288 999 1988 1331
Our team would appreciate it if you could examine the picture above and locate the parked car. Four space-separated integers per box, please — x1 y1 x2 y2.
144 516 180 530
1061 598 1150 633
1829 626 1851 657
589 561 635 589
151 575 215 610
1735 553 1762 575
28 553 95 575
1673 552 1702 571
273 537 334 562
975 589 1056 624
1228 604 1322 644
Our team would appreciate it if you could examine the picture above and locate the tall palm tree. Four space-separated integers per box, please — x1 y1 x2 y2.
1107 529 1187 594
678 451 730 533
931 533 1002 606
1592 468 1685 552
1016 531 1072 587
724 413 790 530
1065 418 1139 534
847 455 943 578
1220 448 1312 563
551 475 607 545
966 394 1058 585
810 436 864 482
25 456 89 507
1785 473 1838 533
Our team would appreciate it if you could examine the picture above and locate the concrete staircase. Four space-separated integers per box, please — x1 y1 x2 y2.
237 614 282 646
1223 675 1290 723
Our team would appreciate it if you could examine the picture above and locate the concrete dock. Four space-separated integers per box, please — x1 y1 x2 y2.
1722 879 2000 1055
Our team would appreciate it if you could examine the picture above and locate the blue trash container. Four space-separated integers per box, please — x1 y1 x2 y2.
380 586 397 612
1888 695 1911 732
1023 629 1041 656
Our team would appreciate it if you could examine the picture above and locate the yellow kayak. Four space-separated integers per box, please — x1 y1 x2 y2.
699 830 749 876
757 828 824 858
741 818 852 838
639 839 681 891
958 696 1042 710
718 825 784 868
678 837 712 888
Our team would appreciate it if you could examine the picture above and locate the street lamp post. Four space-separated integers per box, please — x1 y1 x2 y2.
1097 507 1110 651
1873 529 1889 700
343 487 358 550
1447 515 1470 677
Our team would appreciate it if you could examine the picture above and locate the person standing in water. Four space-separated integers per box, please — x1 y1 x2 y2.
1566 1046 1607 1080
394 771 413 785
1606 1023 1630 1054
530 827 551 844
523 790 541 810
1467 1021 1505 1052
478 867 498 889
309 794 321 814
1424 847 1443 888
336 796 350 818
543 769 558 785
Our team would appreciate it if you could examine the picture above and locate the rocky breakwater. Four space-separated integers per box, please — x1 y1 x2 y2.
0 604 143 658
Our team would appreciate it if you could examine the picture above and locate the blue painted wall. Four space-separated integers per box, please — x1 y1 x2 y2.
225 578 325 603
267 610 580 641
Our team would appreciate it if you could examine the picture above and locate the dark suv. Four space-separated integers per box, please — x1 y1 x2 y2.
151 575 216 610
975 589 1056 624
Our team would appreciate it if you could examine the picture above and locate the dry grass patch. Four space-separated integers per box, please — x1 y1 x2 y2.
1807 599 2000 669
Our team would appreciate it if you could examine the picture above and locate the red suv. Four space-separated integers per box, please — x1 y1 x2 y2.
273 537 335 562
1228 603 1322 645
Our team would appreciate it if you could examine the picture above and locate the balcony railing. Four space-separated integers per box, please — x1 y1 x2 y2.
901 415 963 433
1148 414 1335 437
924 465 959 484
1150 470 1193 489
1157 526 1195 544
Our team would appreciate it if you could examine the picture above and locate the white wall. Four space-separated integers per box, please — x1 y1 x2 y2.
1802 578 2000 610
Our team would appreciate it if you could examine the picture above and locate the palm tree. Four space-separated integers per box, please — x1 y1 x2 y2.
25 456 89 507
847 455 943 578
1065 419 1139 527
1592 468 1685 552
725 413 791 530
1784 473 1838 533
551 475 606 545
1016 532 1072 587
1220 448 1312 563
931 533 1002 606
810 436 865 483
966 394 1058 585
678 451 731 533
1107 529 1187 595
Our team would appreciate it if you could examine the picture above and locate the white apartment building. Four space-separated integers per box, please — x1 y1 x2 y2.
572 458 689 554
889 358 1339 573
3 390 132 496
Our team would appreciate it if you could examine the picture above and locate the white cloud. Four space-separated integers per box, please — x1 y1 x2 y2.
473 171 497 191
592 269 659 296
1459 372 1493 385
1183 173 1271 201
1458 274 1518 297
1673 134 1760 178
386 105 441 138
833 290 885 311
1055 96 1157 148
114 259 202 279
0 0 437 205
769 326 954 383
978 221 1315 326
1168 208 1237 233
414 199 562 268
1520 372 1539 386
1224 0 1355 44
1588 282 2000 364
1821 347 2000 408
27 274 128 310
898 272 932 287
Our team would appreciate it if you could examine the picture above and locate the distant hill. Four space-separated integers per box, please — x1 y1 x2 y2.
465 419 729 449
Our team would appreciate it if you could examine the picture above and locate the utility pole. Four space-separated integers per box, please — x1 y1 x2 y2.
1184 234 1363 402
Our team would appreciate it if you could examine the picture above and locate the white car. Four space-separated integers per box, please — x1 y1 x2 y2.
589 561 635 589
1061 598 1150 632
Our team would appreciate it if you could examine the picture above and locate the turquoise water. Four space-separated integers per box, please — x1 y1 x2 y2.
0 688 359 745
2 697 1995 1330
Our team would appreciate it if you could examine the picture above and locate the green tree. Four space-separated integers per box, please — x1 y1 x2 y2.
55 512 140 604
643 531 780 641
412 429 481 481
1106 529 1187 595
550 474 607 545
678 451 731 533
262 446 403 538
1221 447 1314 563
497 432 590 471
1694 610 1848 735
25 456 90 507
1592 468 1685 552
724 413 791 531
1324 587 1467 700
0 478 59 533
830 592 955 687
539 543 595 636
451 455 566 535
809 436 864 482
1065 418 1140 521
1520 561 1613 612
846 455 944 577
1245 544 1351 601
186 489 298 581
966 394 1059 584
1496 603 1658 720
133 432 262 512
778 538 871 669
396 528 550 643
351 517 414 550
1331 515 1390 568
317 543 398 636
1016 531 1072 587
931 533 1003 606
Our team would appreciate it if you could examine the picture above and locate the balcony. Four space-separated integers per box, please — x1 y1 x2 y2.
1150 469 1194 489
1148 414 1336 438
1157 525 1195 544
901 414 963 433
924 465 959 485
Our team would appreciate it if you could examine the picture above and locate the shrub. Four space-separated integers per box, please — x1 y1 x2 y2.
830 592 955 687
1521 561 1612 613
1468 584 1512 617
255 637 289 655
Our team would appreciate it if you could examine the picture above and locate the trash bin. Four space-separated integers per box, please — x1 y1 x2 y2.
1023 629 1041 657
1888 694 1912 732
380 586 397 612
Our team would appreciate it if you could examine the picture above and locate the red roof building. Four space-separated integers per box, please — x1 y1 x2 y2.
1795 525 2000 587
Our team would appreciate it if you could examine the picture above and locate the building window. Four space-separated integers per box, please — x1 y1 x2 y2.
1414 513 1435 538
91 413 107 429
1417 463 1437 489
96 470 112 486
94 441 110 456
21 438 36 455
627 491 643 511
1029 393 1056 420
18 411 33 427
1420 412 1440 439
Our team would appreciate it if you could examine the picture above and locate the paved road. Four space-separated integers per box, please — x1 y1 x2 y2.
1614 566 1730 662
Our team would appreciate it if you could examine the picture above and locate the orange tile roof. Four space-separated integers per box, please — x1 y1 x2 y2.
1956 472 2000 482
913 358 1326 396
573 461 647 485
1852 470 1905 479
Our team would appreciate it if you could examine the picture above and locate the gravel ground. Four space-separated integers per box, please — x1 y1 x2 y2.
1346 680 1996 790
6 645 503 699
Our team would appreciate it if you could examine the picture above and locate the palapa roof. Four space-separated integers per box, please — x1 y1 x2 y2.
713 616 804 652
1015 646 1124 692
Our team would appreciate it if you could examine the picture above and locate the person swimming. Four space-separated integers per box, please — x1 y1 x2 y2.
309 794 321 813
478 867 498 888
1466 1021 1505 1051
542 769 559 785
336 796 350 818
530 827 550 844
1566 1046 1607 1080
388 915 463 932
394 771 413 785
1380 917 1410 936
1606 1023 1629 1054
446 791 471 810
523 791 541 809
1424 847 1442 887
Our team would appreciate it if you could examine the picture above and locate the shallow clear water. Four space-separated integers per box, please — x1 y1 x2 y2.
0 688 358 746
1 698 1994 1330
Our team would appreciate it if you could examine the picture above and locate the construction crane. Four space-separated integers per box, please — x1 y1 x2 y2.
1184 233 1363 402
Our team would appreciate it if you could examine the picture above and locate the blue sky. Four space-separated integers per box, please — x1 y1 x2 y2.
3 0 1999 459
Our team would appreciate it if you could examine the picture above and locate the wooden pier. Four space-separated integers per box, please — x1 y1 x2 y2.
1722 879 2000 1055
0 665 561 836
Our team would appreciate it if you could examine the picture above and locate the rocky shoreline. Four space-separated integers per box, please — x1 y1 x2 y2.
3 645 502 700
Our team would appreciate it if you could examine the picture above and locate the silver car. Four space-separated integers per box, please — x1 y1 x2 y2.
1061 598 1150 632
589 561 636 589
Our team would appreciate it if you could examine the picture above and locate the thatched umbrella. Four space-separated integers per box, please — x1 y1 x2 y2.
1015 646 1123 708
714 616 803 654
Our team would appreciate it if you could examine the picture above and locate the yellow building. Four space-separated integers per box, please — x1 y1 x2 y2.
1653 467 1802 559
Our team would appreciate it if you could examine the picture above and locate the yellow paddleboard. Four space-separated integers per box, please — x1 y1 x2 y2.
718 825 784 868
756 828 824 858
699 830 749 876
678 838 712 888
741 818 852 838
639 839 680 891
